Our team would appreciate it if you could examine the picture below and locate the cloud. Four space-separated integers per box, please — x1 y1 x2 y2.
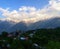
0 6 39 22
49 0 60 11
39 0 60 18
19 6 36 12
0 0 60 23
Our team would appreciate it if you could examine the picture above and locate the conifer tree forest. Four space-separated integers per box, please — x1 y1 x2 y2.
0 27 60 49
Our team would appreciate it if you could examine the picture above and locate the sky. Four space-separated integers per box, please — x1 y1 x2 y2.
0 0 48 9
0 0 60 22
0 0 49 19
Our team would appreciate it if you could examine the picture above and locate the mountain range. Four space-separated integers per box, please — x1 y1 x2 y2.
0 17 60 33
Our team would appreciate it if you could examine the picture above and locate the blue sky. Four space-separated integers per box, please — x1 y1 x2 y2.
0 0 49 10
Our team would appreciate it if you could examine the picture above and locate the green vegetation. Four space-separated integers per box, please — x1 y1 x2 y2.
0 27 60 49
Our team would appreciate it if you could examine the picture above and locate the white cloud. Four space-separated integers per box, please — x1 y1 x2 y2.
0 0 60 23
49 0 60 11
19 6 36 12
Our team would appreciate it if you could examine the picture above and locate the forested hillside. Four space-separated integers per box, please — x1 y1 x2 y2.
0 27 60 49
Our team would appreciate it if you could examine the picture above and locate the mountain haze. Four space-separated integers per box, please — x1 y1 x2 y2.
0 17 60 33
